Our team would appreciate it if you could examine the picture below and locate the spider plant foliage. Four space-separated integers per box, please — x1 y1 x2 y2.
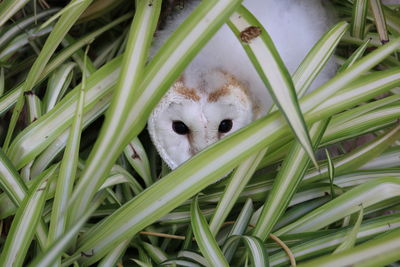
0 0 400 266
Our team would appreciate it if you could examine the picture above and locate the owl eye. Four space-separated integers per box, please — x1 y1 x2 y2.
172 120 190 135
218 119 233 133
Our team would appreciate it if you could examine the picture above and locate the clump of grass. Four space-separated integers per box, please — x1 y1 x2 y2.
0 0 399 266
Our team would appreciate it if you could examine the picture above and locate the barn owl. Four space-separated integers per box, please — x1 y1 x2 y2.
148 0 336 169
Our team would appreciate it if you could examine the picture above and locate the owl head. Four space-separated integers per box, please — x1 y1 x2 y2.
148 70 256 169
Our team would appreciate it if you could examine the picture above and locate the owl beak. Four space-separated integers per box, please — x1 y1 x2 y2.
188 131 216 156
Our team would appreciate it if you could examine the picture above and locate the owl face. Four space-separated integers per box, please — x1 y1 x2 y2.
148 70 255 169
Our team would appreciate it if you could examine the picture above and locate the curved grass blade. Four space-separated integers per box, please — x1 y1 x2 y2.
222 235 268 267
0 26 53 61
228 5 318 168
360 146 400 169
298 227 400 267
0 169 51 267
274 177 400 235
191 196 229 267
3 0 93 150
333 205 364 253
351 0 369 39
252 120 328 241
223 198 254 262
304 124 400 183
302 38 400 115
338 38 370 73
0 0 30 28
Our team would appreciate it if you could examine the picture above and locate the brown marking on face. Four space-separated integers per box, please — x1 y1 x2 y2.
240 26 262 43
207 86 231 102
174 85 201 101
208 71 250 103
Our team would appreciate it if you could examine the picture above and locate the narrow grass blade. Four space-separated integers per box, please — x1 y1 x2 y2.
47 49 88 251
299 227 400 267
209 149 266 235
370 0 389 43
0 0 30 27
270 213 400 266
229 5 318 168
0 9 58 49
334 205 364 253
324 104 400 146
275 177 400 235
325 149 336 199
68 0 162 226
222 235 269 267
191 196 229 267
0 170 51 267
351 0 368 39
293 21 349 97
310 66 400 120
252 120 328 241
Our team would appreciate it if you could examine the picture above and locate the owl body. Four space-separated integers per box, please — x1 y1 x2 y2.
149 0 337 169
